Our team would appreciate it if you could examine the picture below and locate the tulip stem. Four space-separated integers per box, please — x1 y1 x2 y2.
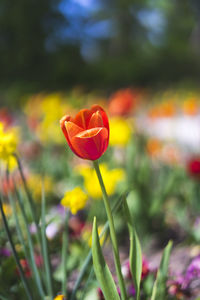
93 160 127 300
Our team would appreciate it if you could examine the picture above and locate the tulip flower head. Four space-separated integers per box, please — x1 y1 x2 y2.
60 105 109 160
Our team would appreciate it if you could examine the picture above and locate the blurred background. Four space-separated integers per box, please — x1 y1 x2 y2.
1 0 200 98
1 1 200 298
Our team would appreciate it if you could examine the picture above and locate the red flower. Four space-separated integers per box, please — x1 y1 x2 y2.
60 105 109 160
188 158 200 177
108 88 139 116
17 259 32 278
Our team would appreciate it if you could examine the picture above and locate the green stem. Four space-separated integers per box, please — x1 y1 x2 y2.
15 187 45 298
70 251 92 300
70 193 126 300
0 195 33 300
80 268 94 300
8 192 31 268
41 183 53 299
6 170 32 269
93 160 127 300
61 209 69 297
13 154 43 274
13 154 38 223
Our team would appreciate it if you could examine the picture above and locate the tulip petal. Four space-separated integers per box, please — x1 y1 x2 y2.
60 115 72 140
88 111 104 129
60 117 84 158
71 127 109 160
74 109 93 129
65 121 83 139
91 105 109 133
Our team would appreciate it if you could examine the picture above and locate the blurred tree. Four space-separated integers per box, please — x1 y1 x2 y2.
0 0 86 89
154 0 200 82
0 0 200 92
88 0 200 87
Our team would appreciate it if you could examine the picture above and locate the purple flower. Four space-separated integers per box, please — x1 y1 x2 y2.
185 255 200 282
168 275 190 297
97 288 104 300
0 247 11 257
128 284 136 297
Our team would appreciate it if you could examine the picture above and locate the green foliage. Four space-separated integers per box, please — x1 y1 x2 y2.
151 240 173 300
92 217 120 300
123 198 142 300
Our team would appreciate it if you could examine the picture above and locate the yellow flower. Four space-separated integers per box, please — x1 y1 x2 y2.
54 295 65 300
36 94 69 144
2 203 12 216
41 93 67 121
24 93 71 144
82 225 105 247
61 187 88 214
109 117 132 146
0 122 19 170
38 120 64 144
76 164 125 199
27 174 53 201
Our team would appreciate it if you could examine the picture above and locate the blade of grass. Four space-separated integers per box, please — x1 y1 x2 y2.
13 154 38 222
151 240 173 300
13 154 42 249
80 268 94 300
61 209 69 297
15 186 45 298
70 251 92 300
41 181 53 299
80 228 109 300
92 217 121 300
8 192 31 267
0 194 33 300
123 198 142 300
70 192 126 300
4 170 30 263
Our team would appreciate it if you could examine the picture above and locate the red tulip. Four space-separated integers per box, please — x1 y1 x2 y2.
60 105 109 160
188 158 200 178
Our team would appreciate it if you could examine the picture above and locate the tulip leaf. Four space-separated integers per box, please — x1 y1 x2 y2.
92 217 120 300
151 240 173 300
123 198 142 300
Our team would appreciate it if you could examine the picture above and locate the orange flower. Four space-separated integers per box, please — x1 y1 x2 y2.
146 138 162 157
60 105 109 160
182 99 198 116
148 101 176 119
108 88 138 116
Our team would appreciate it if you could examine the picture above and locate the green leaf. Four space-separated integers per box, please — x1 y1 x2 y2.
151 240 173 300
123 198 142 300
70 193 125 300
41 182 53 298
92 217 120 300
16 188 45 298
